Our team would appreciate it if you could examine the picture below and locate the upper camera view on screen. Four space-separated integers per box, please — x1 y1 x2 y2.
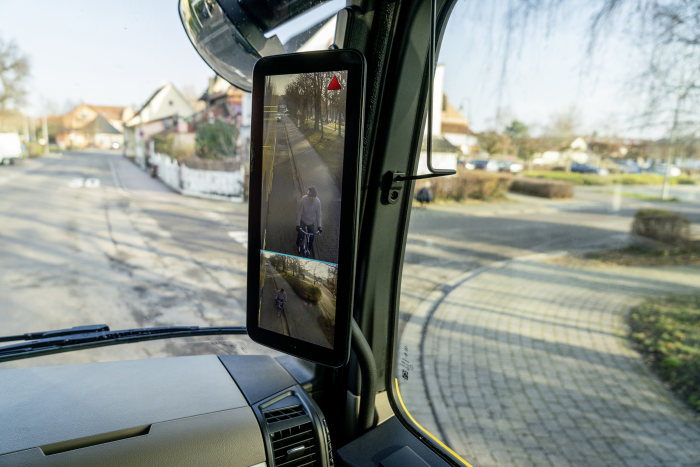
258 71 348 349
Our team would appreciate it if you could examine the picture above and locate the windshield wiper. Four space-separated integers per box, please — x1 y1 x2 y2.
0 325 247 363
0 324 110 343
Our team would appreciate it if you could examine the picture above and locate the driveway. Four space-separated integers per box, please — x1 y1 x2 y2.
398 255 700 466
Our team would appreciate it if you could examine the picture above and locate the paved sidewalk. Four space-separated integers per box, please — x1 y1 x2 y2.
398 258 700 466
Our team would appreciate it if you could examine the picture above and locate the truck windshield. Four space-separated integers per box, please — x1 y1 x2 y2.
0 0 349 368
396 1 700 464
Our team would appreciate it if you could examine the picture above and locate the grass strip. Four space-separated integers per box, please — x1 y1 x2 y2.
601 190 679 202
628 294 700 412
583 243 700 266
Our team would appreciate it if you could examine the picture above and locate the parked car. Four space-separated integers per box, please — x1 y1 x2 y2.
498 160 523 174
570 162 599 174
648 163 681 177
472 159 499 172
458 159 475 170
615 160 641 174
0 133 23 165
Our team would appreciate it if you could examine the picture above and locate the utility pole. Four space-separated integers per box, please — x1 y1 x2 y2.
661 83 689 200
661 124 676 201
42 116 49 154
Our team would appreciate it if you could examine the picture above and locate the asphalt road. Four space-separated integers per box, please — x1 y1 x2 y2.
397 188 700 466
261 117 300 258
2 150 698 371
398 187 700 331
3 151 699 462
262 116 341 263
0 151 270 367
260 261 331 349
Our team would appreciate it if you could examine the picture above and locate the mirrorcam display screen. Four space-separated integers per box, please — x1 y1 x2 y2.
257 71 348 350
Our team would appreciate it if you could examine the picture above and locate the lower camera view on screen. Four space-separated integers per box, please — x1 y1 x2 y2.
258 71 347 349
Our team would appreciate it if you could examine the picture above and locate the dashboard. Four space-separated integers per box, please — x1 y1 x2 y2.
0 355 332 466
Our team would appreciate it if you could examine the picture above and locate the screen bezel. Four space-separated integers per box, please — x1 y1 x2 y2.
246 50 365 367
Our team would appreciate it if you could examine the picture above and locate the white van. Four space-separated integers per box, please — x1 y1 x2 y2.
0 133 23 165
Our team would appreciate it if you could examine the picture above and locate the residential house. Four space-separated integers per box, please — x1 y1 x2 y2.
441 98 477 154
532 137 592 166
417 136 460 174
124 82 195 164
417 64 474 172
53 104 134 149
194 76 252 158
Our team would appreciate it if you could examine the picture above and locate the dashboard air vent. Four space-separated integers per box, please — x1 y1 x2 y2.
263 405 306 423
270 421 318 467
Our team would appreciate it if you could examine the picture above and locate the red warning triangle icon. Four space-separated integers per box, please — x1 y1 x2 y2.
328 76 341 90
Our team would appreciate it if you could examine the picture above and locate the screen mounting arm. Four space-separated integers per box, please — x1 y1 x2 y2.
351 317 377 434
395 0 455 183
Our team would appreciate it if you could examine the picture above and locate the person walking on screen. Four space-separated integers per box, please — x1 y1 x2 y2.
296 186 322 255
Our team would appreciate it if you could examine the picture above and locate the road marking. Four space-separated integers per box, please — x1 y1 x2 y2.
228 231 248 248
205 211 226 223
68 177 101 188
84 178 101 188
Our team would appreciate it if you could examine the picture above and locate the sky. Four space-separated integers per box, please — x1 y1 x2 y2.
438 1 652 137
0 0 657 138
0 0 214 115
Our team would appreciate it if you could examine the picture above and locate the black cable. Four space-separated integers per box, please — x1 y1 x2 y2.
351 318 377 433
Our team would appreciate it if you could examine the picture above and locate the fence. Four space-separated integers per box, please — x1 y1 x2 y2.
149 152 245 202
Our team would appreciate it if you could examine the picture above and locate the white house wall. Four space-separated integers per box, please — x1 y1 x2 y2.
417 150 457 175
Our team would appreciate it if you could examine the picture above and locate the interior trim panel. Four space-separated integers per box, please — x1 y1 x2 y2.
0 354 332 466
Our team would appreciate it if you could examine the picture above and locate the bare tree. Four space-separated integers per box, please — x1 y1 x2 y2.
497 1 699 134
0 37 30 113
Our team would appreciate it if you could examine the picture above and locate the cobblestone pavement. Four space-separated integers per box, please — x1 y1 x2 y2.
398 258 700 466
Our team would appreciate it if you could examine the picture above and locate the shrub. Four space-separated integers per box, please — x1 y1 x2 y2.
425 171 512 201
26 141 45 157
631 209 691 246
510 177 574 199
195 119 239 159
153 133 174 155
524 171 606 185
524 171 690 186
281 271 322 303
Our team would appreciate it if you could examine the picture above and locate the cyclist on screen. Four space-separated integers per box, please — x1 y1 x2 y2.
296 186 322 255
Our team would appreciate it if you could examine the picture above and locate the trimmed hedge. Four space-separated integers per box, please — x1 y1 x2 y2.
26 142 45 157
525 171 697 186
425 171 512 201
510 177 574 199
631 209 691 246
280 271 322 303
